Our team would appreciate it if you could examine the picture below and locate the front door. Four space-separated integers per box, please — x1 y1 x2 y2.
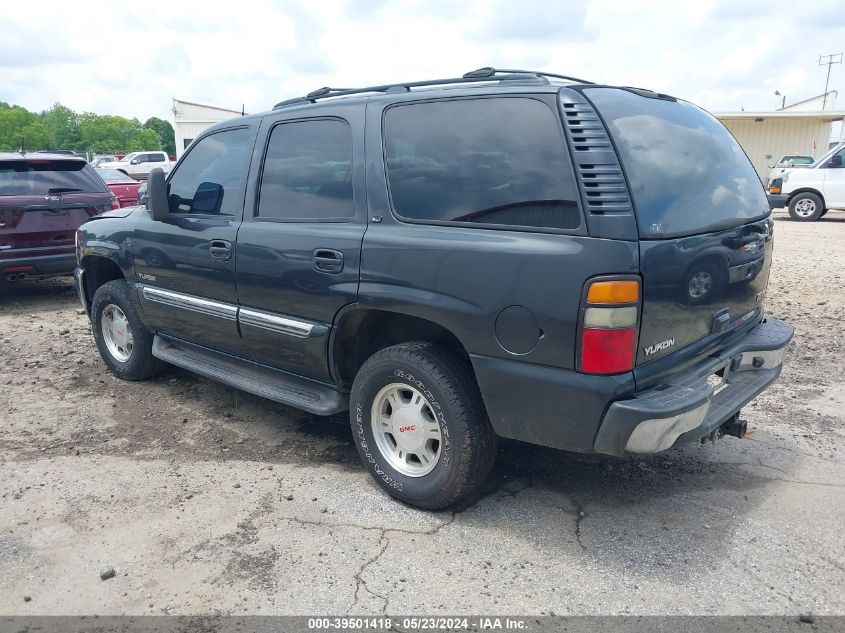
134 125 255 356
235 110 366 382
822 145 845 207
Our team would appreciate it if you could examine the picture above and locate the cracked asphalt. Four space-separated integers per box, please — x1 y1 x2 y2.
0 210 843 616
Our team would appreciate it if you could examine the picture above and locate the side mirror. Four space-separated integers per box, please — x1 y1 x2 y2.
130 158 139 165
768 164 775 169
192 182 224 214
146 168 169 221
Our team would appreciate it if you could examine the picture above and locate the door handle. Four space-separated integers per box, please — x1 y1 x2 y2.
209 239 232 261
312 248 344 273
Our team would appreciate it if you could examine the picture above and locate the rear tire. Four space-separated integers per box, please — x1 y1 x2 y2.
349 342 497 510
788 192 824 221
91 280 164 381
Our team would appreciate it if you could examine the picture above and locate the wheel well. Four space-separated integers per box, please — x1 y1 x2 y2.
332 310 473 389
81 256 124 308
788 188 826 209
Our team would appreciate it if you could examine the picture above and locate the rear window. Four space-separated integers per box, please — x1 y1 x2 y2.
584 88 769 238
0 159 109 196
384 97 582 231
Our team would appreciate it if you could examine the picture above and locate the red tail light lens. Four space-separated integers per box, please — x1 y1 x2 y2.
579 277 640 375
581 327 638 374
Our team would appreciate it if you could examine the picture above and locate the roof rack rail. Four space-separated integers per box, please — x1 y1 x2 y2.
462 67 595 84
273 67 594 109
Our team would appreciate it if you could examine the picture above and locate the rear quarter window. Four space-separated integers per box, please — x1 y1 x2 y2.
0 160 109 196
383 97 582 232
584 88 769 238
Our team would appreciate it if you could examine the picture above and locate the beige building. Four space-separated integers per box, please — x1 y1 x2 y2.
716 92 844 180
171 99 244 158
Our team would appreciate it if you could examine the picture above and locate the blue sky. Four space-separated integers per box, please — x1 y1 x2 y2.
1 0 843 122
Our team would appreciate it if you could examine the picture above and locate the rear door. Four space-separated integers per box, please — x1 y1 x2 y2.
581 87 773 372
0 158 112 268
133 125 255 356
235 106 366 382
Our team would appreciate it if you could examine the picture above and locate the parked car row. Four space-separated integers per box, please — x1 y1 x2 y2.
0 152 143 285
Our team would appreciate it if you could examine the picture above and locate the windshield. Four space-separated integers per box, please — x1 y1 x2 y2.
120 153 137 163
810 144 844 168
781 156 814 165
98 169 136 183
0 159 110 196
584 87 769 239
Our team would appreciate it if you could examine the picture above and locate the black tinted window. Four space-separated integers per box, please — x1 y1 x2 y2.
585 88 769 238
258 120 354 221
0 160 109 196
168 128 250 214
149 153 165 162
384 98 581 230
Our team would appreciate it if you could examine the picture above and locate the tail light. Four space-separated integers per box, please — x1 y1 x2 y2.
110 195 120 210
578 277 640 374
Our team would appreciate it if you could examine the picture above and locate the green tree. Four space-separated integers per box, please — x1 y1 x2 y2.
143 117 175 155
0 102 167 155
0 104 38 151
43 103 82 151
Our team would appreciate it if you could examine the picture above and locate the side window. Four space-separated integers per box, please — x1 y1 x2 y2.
257 119 354 221
135 154 148 164
167 127 250 215
150 153 165 163
183 138 194 150
383 97 581 231
825 147 845 169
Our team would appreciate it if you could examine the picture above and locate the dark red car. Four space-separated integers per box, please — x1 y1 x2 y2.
0 153 114 285
97 169 143 207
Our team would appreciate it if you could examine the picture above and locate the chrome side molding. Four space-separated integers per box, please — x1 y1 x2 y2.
140 285 238 321
139 284 316 338
239 307 314 338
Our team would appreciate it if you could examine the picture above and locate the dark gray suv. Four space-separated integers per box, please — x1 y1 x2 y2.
74 68 793 509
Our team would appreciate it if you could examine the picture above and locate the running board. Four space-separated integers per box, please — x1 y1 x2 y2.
152 335 347 416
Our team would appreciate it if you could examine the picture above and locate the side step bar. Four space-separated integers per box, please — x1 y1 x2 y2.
152 335 347 416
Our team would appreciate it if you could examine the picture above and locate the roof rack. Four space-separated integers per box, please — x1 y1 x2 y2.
273 67 594 109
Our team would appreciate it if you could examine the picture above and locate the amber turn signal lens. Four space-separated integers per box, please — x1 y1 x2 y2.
586 280 639 304
769 185 781 194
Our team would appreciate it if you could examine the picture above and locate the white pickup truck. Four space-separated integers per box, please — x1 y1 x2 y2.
98 151 173 180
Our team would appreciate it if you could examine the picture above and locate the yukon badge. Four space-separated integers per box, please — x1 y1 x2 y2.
643 338 675 356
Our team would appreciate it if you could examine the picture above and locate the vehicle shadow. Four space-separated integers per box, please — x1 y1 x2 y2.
0 277 78 313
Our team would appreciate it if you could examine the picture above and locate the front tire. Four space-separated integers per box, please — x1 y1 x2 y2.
788 192 824 221
684 262 725 305
350 342 497 510
91 280 164 380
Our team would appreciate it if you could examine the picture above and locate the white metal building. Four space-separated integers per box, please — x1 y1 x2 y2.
716 110 844 179
171 99 244 158
715 92 844 180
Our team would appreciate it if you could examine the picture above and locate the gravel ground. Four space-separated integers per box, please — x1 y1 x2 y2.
0 210 843 616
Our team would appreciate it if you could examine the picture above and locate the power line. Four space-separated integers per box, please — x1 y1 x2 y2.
819 52 842 110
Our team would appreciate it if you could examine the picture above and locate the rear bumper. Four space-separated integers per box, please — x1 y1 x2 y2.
767 193 788 209
593 317 794 456
0 252 76 278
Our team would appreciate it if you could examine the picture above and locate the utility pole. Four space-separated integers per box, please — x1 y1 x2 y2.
819 52 842 110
